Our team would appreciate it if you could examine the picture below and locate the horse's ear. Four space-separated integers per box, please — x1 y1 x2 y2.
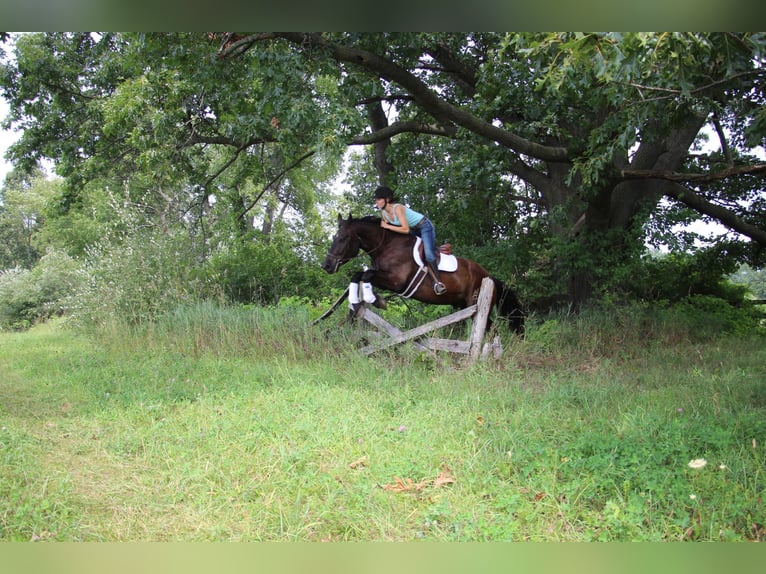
337 212 343 224
346 211 352 222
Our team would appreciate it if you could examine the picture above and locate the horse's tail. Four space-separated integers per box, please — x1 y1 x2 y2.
491 277 525 335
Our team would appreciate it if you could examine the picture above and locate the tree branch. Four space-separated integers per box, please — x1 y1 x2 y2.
621 163 766 183
426 42 478 97
215 33 279 59
711 113 733 166
661 181 766 246
238 150 316 219
627 69 764 99
349 120 456 145
219 33 569 164
201 143 249 189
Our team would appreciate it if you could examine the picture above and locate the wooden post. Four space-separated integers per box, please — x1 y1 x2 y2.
469 277 495 361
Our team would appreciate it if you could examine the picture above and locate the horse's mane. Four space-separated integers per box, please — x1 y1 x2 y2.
345 214 413 246
355 215 381 224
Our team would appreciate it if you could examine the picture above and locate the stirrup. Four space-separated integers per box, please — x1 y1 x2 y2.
433 282 447 295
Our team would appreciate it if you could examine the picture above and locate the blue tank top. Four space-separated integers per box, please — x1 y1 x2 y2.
382 204 424 228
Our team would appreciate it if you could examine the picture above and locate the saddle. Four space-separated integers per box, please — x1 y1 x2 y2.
412 238 458 272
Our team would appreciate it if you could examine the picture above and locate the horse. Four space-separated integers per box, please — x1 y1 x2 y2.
321 213 525 334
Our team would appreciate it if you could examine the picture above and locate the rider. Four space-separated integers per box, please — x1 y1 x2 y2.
373 185 446 295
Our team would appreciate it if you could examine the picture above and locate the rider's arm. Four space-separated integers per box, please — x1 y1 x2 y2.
381 204 410 234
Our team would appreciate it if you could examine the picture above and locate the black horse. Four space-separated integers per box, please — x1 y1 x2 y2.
321 214 524 334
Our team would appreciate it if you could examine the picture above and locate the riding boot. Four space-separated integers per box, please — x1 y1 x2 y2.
427 262 447 295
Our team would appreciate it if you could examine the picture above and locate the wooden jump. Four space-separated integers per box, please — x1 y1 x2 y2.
356 277 501 361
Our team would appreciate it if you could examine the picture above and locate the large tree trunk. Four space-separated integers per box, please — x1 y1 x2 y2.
609 115 707 231
541 114 708 309
367 100 393 185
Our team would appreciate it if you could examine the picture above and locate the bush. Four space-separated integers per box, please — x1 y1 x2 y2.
524 294 764 360
0 268 34 330
635 250 747 305
203 234 337 306
66 228 200 327
0 250 81 330
667 295 765 338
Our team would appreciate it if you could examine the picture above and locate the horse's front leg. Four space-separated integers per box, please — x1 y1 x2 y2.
347 272 386 322
360 269 387 309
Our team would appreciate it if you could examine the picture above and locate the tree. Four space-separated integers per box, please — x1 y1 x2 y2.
216 33 766 306
3 33 765 310
1 33 346 305
0 33 341 245
0 165 55 269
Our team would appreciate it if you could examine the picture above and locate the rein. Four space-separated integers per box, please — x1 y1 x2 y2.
361 227 387 256
346 220 387 258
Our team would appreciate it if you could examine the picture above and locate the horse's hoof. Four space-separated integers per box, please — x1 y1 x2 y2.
373 297 387 309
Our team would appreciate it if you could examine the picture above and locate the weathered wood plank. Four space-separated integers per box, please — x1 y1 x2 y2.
358 306 434 354
360 305 477 355
426 338 471 354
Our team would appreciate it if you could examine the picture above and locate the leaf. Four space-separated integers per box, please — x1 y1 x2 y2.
349 456 367 469
381 465 455 493
434 465 456 488
381 476 428 493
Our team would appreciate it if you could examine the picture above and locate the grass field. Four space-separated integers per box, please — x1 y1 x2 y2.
1 303 764 541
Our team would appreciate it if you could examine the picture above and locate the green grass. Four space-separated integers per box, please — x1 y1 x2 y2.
1 304 764 541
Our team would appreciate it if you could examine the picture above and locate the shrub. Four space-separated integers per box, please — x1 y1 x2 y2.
203 234 337 306
667 294 765 338
0 267 34 330
0 250 81 330
635 249 747 305
66 228 200 328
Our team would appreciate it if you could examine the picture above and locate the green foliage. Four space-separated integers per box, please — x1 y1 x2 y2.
66 227 200 328
0 250 80 330
525 297 764 366
668 295 765 337
731 264 766 299
0 268 35 330
635 248 748 304
0 166 56 269
203 233 331 306
2 32 765 316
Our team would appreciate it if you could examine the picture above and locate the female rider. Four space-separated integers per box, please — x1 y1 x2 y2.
373 186 446 295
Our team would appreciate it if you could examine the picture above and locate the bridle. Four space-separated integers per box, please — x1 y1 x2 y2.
326 218 388 272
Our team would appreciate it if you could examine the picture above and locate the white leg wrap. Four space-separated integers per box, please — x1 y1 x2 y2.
348 282 360 304
361 282 376 303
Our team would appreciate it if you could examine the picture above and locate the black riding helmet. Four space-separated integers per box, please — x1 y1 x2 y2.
373 186 396 202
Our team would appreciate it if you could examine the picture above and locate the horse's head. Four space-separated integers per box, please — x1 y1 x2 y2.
321 213 362 274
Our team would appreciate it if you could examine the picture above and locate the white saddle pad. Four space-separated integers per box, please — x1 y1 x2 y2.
413 238 458 272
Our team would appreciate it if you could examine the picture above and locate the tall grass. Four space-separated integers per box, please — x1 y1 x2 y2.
1 302 764 541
